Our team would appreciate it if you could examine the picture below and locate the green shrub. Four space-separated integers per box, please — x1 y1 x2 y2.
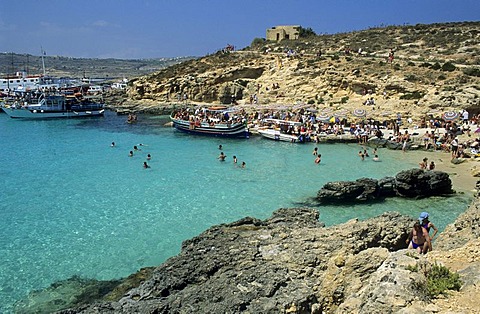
441 62 456 72
400 91 424 100
405 74 417 82
251 37 265 46
430 62 441 70
341 96 349 103
405 264 419 272
298 27 317 38
437 74 447 80
426 264 462 298
307 99 315 104
463 67 480 77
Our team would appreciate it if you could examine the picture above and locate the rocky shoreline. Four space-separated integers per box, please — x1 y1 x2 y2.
12 171 475 313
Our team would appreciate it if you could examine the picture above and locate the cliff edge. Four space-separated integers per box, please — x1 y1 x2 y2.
57 193 480 313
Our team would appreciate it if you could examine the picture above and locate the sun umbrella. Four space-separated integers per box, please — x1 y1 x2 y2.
442 111 459 121
316 112 331 122
334 110 347 118
475 128 480 134
353 108 367 117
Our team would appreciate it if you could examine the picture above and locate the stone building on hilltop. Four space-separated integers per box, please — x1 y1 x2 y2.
266 25 300 41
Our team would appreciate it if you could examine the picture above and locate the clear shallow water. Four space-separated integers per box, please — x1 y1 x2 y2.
0 111 471 312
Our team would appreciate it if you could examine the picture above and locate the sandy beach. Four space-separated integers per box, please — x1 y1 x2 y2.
385 126 479 194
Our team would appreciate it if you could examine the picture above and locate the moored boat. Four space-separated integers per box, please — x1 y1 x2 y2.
257 118 309 143
1 93 104 119
170 106 249 138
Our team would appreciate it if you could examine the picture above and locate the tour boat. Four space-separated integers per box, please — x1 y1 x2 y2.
1 93 104 119
170 107 249 138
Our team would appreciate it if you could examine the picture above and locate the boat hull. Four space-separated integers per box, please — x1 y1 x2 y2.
171 117 249 138
2 107 104 119
257 129 305 143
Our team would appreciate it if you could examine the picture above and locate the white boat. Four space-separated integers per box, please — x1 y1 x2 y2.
257 118 309 143
0 72 59 93
1 93 104 119
257 128 306 142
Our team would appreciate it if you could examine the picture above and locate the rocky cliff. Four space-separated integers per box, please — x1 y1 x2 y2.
55 191 480 313
111 22 480 121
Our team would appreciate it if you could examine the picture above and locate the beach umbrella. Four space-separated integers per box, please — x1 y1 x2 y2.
475 128 480 134
442 111 459 121
306 108 318 113
352 108 367 117
316 112 331 122
334 110 347 118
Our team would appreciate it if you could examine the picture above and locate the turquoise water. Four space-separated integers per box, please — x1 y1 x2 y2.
0 111 471 312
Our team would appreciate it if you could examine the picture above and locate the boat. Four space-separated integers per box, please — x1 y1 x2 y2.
1 93 105 119
170 107 249 138
257 118 309 143
0 72 60 93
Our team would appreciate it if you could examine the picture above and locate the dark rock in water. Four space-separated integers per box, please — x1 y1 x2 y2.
378 176 396 197
316 178 381 203
395 168 453 197
386 141 403 150
367 137 388 147
317 168 453 203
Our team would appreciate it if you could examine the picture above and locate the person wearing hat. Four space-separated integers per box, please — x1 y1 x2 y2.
419 212 438 252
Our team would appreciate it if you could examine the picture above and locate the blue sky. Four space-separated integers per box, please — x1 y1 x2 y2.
1 0 478 59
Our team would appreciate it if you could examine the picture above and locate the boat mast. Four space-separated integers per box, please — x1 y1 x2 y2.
40 47 46 76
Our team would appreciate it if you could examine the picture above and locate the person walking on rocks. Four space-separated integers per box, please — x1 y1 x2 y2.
419 212 438 252
406 222 430 254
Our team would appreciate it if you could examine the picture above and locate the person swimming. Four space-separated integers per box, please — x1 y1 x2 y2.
111 142 115 147
314 154 321 164
218 152 226 161
312 147 318 156
373 154 380 161
129 151 134 157
241 161 246 168
143 161 150 168
147 154 151 160
233 155 237 163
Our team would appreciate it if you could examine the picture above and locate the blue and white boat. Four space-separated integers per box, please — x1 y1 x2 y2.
1 93 104 119
170 106 249 138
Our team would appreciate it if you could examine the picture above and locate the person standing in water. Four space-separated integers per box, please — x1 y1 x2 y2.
218 152 227 161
